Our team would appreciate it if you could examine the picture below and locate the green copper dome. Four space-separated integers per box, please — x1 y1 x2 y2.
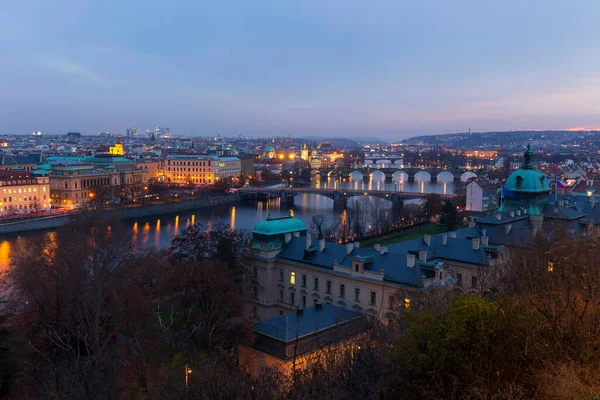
264 146 275 152
252 214 307 236
503 144 551 194
499 144 550 215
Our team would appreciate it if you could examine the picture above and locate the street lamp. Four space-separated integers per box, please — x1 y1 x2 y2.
185 364 192 388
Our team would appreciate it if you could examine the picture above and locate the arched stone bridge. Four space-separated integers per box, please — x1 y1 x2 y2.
238 187 456 211
310 167 478 183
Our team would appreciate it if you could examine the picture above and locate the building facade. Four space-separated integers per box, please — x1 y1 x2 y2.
244 214 457 322
0 170 50 215
163 155 241 185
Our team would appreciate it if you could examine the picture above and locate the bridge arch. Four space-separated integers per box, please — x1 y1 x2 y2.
461 171 478 182
370 170 386 181
414 171 432 182
392 170 409 182
374 159 391 168
437 170 454 182
349 170 364 180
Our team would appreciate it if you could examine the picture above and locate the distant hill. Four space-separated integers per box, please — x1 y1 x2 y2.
402 130 600 149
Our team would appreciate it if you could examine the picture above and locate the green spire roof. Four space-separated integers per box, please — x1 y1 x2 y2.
503 144 550 194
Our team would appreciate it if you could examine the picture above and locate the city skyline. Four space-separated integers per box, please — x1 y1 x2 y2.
1 1 600 138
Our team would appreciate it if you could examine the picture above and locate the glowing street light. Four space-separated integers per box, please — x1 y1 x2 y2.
185 364 192 388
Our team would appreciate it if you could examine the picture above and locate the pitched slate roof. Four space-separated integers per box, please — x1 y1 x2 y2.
253 303 363 342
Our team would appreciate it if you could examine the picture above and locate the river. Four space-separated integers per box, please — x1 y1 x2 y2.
0 174 455 272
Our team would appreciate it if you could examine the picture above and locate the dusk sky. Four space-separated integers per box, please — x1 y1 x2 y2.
1 1 600 138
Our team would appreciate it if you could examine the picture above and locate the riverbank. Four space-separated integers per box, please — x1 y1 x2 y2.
0 194 238 236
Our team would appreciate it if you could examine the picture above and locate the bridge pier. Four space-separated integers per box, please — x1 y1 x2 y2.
362 175 370 183
281 194 295 206
407 176 415 183
333 196 347 211
430 175 437 183
392 198 404 216
384 175 393 184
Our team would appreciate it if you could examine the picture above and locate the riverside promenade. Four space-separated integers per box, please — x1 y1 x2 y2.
0 194 238 235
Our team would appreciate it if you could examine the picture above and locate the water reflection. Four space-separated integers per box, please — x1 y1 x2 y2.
0 175 455 271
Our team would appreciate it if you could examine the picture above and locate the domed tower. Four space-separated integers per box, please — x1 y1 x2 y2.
499 143 551 216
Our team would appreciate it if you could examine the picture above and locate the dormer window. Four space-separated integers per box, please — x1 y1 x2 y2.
516 176 523 186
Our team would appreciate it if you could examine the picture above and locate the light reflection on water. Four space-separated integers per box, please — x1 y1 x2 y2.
0 176 455 272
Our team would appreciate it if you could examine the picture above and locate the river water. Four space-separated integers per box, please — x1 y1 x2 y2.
0 174 455 272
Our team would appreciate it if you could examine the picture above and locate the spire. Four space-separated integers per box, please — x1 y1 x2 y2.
523 143 534 169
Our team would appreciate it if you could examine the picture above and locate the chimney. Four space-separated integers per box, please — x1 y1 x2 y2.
315 301 323 310
505 224 512 235
293 231 300 237
523 209 528 214
406 254 415 268
472 238 480 250
509 211 515 218
346 243 354 255
481 236 489 246
481 229 487 236
495 213 502 221
306 236 312 250
353 242 360 248
449 231 457 238
379 246 388 255
468 221 476 227
418 251 427 262
319 239 325 251
442 234 448 246
516 210 521 216
374 244 381 251
565 199 569 205
285 233 292 243
424 235 431 246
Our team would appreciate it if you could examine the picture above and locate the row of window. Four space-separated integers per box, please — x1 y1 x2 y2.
3 195 45 202
167 160 212 166
2 203 46 211
167 167 213 172
282 269 411 310
3 187 44 194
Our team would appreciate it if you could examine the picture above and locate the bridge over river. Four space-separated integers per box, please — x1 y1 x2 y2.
310 167 479 183
238 187 456 211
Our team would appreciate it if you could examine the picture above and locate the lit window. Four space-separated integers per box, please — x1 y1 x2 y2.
547 262 554 272
290 271 296 285
404 298 411 311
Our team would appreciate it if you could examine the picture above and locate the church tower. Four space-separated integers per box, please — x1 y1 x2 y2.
301 142 309 161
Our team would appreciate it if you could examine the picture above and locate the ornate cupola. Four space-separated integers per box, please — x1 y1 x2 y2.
499 144 551 215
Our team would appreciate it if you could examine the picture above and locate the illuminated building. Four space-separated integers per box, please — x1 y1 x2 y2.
109 137 124 155
301 142 309 161
0 170 50 215
50 164 120 209
163 155 241 185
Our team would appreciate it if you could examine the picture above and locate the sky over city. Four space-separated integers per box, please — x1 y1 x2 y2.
1 0 600 138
